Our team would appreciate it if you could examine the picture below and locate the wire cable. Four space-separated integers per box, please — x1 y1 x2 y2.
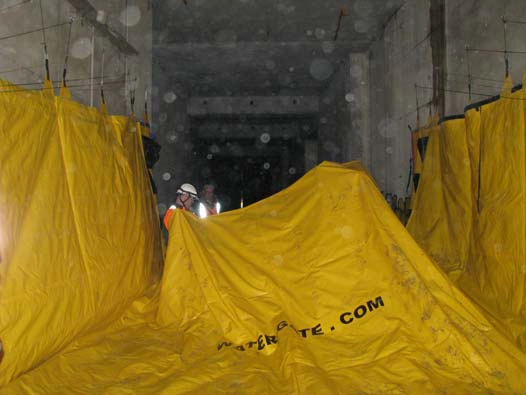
416 84 526 100
62 19 74 87
0 79 126 94
38 0 50 81
0 21 70 42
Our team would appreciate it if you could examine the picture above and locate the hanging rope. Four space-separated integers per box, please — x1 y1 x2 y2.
414 83 420 126
100 48 106 105
38 0 50 81
124 0 129 110
130 85 136 114
0 21 70 42
465 45 472 102
502 16 510 77
144 89 149 121
333 8 349 41
405 125 413 195
62 18 73 87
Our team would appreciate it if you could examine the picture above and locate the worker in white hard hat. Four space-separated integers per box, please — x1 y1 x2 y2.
163 183 198 229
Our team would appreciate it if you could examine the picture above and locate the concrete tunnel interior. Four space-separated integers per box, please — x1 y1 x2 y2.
3 0 525 214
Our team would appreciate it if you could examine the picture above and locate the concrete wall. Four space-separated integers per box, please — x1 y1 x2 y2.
369 0 434 196
445 0 526 115
319 57 351 163
319 51 371 168
0 0 151 115
152 92 319 213
348 52 371 168
187 96 319 116
152 90 192 216
367 0 526 197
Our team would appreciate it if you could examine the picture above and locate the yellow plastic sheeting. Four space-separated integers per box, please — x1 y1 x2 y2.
3 161 526 393
405 77 526 350
0 80 163 385
457 79 526 348
407 118 472 276
464 107 481 215
155 162 526 394
2 78 526 392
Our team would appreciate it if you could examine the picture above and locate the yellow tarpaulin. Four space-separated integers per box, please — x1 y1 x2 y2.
407 77 526 350
2 82 526 393
407 117 472 276
457 79 526 349
0 80 163 385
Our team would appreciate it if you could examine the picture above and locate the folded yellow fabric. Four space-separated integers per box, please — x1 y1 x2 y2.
2 80 526 393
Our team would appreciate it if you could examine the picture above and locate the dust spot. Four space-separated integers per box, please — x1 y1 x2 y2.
272 255 284 265
338 226 353 239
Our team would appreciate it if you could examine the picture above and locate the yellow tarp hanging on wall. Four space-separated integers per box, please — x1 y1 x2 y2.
0 80 163 385
406 78 526 350
2 81 526 393
457 79 526 348
407 117 472 276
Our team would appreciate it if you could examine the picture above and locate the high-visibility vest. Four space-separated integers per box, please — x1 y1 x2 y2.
199 202 218 218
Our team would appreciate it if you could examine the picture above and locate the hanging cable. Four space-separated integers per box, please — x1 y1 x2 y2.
130 83 136 114
0 21 70 42
89 26 95 106
100 48 106 105
393 80 526 122
405 124 413 195
465 45 472 102
124 0 129 112
62 18 73 87
0 0 31 13
144 89 149 121
38 0 50 82
502 16 510 77
414 83 420 126
333 8 349 41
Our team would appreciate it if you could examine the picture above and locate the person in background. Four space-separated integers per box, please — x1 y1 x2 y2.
163 183 198 230
198 184 221 218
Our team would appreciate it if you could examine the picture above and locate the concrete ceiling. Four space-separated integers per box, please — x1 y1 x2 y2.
153 0 403 97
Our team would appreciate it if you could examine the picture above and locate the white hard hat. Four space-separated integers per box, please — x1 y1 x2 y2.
177 183 198 198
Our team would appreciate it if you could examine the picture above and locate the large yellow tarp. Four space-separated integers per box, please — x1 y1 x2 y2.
407 117 472 276
0 80 163 385
407 78 526 350
2 82 526 393
457 79 526 348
